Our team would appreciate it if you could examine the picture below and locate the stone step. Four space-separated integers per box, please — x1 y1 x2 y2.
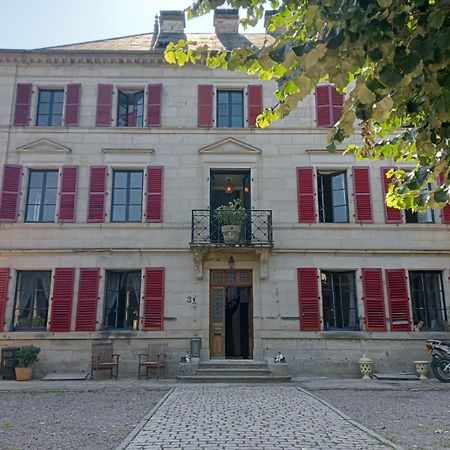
198 360 269 370
195 368 273 377
176 375 292 383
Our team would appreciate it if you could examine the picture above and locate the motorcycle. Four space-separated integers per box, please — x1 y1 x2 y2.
426 339 450 383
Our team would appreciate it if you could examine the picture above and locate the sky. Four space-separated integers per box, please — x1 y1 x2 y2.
0 0 265 50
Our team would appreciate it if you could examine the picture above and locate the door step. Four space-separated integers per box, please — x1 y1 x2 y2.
177 360 291 383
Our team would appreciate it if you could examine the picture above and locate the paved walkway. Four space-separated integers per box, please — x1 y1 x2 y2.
125 386 396 450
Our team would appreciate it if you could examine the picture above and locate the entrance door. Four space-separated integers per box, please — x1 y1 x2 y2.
209 270 253 359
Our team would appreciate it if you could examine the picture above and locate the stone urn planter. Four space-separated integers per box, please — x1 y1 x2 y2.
358 354 373 379
214 199 247 245
221 225 241 244
414 360 429 380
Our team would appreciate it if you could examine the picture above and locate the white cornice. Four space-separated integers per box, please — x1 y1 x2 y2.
199 137 262 155
17 138 71 154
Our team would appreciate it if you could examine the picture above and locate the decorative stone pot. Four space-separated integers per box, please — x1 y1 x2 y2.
221 225 241 244
358 355 373 380
15 367 33 381
414 360 429 380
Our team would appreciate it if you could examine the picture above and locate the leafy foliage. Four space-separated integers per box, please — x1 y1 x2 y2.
16 345 40 368
214 199 247 225
165 0 450 210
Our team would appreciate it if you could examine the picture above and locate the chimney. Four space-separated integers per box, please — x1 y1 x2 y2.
214 9 239 34
264 10 285 35
159 10 185 34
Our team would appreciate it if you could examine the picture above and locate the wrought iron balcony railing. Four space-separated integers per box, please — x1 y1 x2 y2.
191 209 273 247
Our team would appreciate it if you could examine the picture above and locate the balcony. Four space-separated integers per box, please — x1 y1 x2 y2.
190 209 273 247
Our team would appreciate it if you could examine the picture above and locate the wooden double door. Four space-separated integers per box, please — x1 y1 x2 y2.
210 269 253 359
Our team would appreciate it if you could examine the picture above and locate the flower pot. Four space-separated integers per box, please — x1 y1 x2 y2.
15 366 33 381
221 225 241 244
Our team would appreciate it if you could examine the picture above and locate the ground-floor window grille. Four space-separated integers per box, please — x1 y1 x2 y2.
13 271 51 330
104 271 141 329
321 271 357 330
409 271 446 330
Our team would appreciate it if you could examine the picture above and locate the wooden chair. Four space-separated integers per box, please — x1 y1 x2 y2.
138 343 167 380
90 343 120 380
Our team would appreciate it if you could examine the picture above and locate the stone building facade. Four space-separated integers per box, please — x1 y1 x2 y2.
0 10 449 377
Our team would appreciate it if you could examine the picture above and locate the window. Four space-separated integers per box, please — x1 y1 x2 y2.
36 89 64 126
217 90 243 128
111 170 143 222
317 171 349 223
117 90 144 127
104 271 141 329
409 271 446 331
321 271 358 330
405 186 434 223
25 170 58 222
13 271 51 330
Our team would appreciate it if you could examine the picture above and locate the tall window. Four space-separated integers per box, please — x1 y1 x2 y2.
317 171 349 223
321 271 357 330
25 170 58 222
409 271 446 330
405 186 434 223
13 271 51 330
36 89 64 126
217 90 243 128
104 271 141 329
117 90 144 127
111 170 143 222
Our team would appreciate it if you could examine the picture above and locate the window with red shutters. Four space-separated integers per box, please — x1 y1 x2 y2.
87 166 107 223
143 268 165 330
361 268 386 331
315 85 343 127
49 268 75 332
198 85 213 127
146 84 162 127
247 85 263 128
0 268 10 333
386 269 412 331
145 166 163 223
438 173 450 224
13 83 32 126
297 268 320 331
95 84 113 127
352 167 373 223
297 167 316 223
381 168 402 224
64 84 81 126
75 268 100 332
0 164 23 222
57 166 78 223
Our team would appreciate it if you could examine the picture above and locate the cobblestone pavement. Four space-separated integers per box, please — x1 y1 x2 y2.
126 386 396 450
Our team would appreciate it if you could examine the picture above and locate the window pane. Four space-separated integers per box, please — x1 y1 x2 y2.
53 91 64 103
39 91 51 102
38 102 50 114
130 172 143 188
217 92 229 103
331 173 346 190
218 104 228 115
231 116 243 127
29 171 44 188
27 188 42 206
114 172 128 188
231 92 242 103
129 188 142 205
50 114 62 126
25 205 40 222
45 171 58 188
113 189 127 205
42 205 56 222
333 206 348 223
128 205 142 221
44 188 57 205
332 189 347 207
112 205 126 222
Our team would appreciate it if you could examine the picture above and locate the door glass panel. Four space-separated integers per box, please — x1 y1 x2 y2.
213 288 223 322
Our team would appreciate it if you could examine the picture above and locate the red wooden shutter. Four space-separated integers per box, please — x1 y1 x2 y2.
297 268 320 331
198 85 213 127
297 167 316 223
146 84 162 127
0 268 10 332
145 166 163 223
143 268 165 330
352 167 373 223
75 268 100 331
361 268 386 331
0 164 23 222
50 268 75 332
13 83 32 126
381 168 402 223
438 173 450 224
331 86 344 124
385 269 412 331
64 84 81 126
58 166 78 223
95 84 113 127
247 85 263 128
315 85 331 127
87 166 107 223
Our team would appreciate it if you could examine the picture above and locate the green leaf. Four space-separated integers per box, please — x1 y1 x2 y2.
377 0 392 7
379 65 403 87
355 83 376 105
283 80 300 94
428 10 445 29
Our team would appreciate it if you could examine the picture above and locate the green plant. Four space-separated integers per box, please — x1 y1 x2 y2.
214 199 247 226
16 345 40 368
32 315 45 328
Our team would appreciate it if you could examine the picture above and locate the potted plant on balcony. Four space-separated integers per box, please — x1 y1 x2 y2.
214 199 247 244
15 345 41 381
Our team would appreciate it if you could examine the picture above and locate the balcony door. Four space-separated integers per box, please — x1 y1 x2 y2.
210 170 251 242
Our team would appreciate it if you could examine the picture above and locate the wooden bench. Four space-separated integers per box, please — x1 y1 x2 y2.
90 343 120 380
138 343 167 380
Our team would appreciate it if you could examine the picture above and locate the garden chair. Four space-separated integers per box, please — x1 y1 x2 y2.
90 342 120 380
138 343 167 380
